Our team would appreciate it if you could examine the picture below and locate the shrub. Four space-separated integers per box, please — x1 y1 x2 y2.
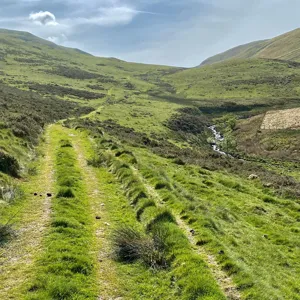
0 151 20 177
0 223 14 245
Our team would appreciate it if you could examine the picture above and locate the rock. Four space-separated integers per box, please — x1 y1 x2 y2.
101 203 105 206
263 182 273 188
248 174 259 180
104 222 110 226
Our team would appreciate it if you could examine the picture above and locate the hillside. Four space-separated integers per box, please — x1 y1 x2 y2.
166 58 300 107
200 28 300 66
1 29 300 300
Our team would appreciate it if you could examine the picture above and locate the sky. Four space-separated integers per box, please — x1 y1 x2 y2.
1 0 300 67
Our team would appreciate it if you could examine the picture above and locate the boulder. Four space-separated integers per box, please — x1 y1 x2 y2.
248 174 259 180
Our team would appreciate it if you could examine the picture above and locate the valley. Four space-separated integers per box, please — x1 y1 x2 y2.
0 28 300 299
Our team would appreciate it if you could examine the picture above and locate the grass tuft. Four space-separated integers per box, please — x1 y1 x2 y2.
56 187 75 198
111 225 169 269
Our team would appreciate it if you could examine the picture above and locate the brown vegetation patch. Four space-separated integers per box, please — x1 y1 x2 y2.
261 107 300 129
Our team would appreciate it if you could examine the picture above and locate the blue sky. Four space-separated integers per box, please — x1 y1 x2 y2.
1 0 300 67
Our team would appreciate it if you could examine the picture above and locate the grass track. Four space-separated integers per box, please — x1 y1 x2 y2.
69 128 190 299
21 124 191 299
24 124 98 299
0 126 55 299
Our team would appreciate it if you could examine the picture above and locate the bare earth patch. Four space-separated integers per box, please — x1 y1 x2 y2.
261 107 300 130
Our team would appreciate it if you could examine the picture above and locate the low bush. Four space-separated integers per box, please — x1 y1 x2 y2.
0 223 14 245
0 151 20 177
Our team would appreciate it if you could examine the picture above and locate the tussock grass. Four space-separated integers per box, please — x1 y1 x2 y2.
141 206 177 231
136 199 156 220
56 187 75 198
111 225 168 269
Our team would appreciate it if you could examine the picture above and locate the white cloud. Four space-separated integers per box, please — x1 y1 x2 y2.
69 6 148 27
29 11 58 26
47 33 67 44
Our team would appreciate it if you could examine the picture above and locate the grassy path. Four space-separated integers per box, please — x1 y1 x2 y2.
0 126 55 299
70 130 121 298
70 129 184 299
1 123 237 299
20 124 182 299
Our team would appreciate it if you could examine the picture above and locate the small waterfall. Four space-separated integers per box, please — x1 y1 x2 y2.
208 125 229 156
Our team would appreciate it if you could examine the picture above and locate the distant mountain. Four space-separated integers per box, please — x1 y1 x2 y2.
200 28 300 66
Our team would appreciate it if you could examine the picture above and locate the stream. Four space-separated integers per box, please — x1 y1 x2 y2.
208 125 230 156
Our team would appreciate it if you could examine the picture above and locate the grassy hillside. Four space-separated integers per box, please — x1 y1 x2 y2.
165 58 300 107
0 28 180 105
200 40 269 66
200 28 300 66
1 28 300 299
0 29 184 173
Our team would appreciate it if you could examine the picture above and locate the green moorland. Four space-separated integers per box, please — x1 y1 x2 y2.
1 28 300 299
200 28 300 66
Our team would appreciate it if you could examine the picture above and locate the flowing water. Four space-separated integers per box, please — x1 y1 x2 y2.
208 125 229 156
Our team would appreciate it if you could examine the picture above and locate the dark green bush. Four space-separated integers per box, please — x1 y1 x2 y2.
0 151 20 177
0 223 14 245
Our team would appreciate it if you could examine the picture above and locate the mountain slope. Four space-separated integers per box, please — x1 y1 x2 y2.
200 28 300 66
0 28 180 105
200 40 269 66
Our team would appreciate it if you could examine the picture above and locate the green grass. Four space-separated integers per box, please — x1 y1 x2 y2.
83 124 300 299
89 135 226 299
200 28 300 66
165 58 300 103
2 26 300 300
131 148 300 300
25 129 97 300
